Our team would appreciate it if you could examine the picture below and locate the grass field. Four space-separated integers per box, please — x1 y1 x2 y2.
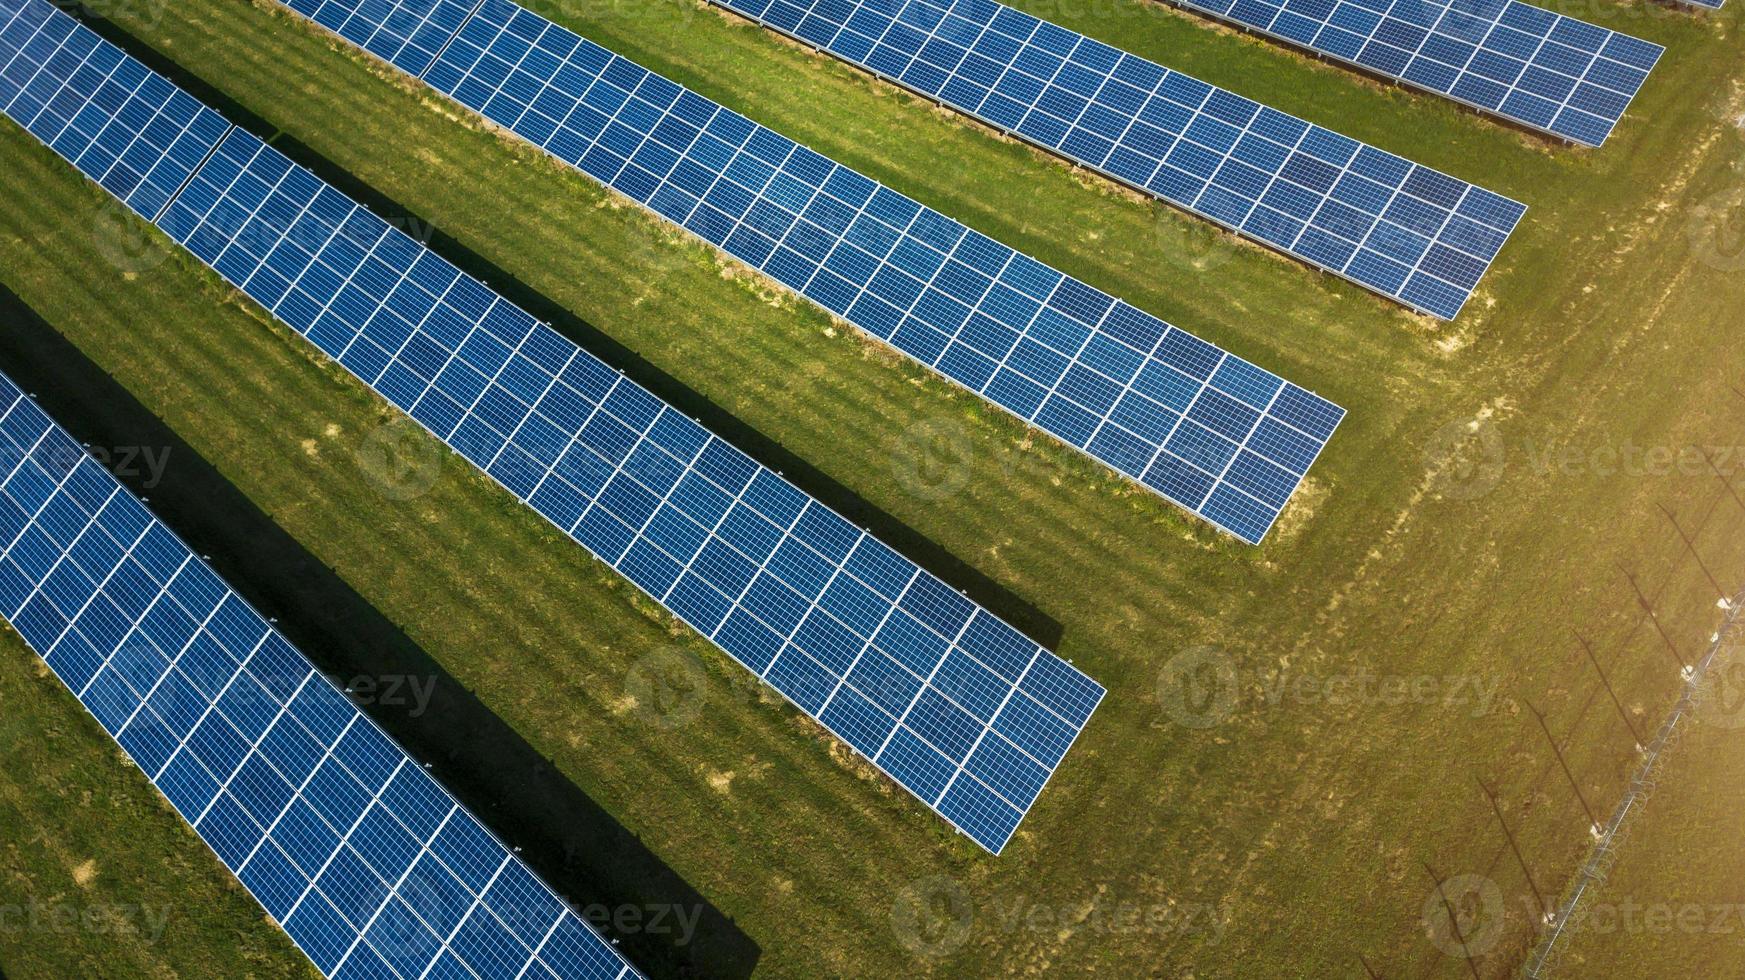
2 0 1744 975
1551 641 1745 978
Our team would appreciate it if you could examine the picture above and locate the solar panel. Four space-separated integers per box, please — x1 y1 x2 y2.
1679 0 1723 9
1162 0 1663 147
0 1 233 221
712 0 1527 322
0 0 1106 855
0 374 642 979
276 0 1346 545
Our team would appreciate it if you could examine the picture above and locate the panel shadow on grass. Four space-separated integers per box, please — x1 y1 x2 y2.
0 283 758 979
63 1 1064 651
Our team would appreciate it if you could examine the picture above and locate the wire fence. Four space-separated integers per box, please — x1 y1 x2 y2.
1523 585 1745 977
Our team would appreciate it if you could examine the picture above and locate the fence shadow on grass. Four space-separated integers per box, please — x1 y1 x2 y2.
0 284 759 979
63 1 1065 653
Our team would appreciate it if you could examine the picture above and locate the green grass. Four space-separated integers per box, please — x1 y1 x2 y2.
1 0 1743 975
0 628 313 979
1550 643 1745 978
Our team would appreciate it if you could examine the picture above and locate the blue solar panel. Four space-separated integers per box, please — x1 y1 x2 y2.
1160 0 1662 146
0 370 641 980
0 1 232 220
276 0 1345 545
0 0 1105 854
712 0 1526 321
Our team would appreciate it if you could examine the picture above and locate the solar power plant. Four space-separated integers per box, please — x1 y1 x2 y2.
1162 0 1663 147
0 0 1106 855
712 0 1528 322
0 373 644 978
276 0 1347 546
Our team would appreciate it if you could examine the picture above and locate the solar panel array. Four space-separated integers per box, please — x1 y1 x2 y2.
1166 0 1662 147
0 382 643 979
713 0 1527 322
277 0 1345 545
0 0 1106 855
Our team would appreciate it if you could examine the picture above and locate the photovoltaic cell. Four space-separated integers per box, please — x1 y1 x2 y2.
276 0 1346 545
0 373 641 978
0 0 1105 854
0 0 231 221
1163 0 1663 146
712 0 1526 321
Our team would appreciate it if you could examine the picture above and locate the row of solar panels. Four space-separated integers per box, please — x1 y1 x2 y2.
282 0 1345 545
713 0 1531 319
0 0 1106 862
0 380 643 980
